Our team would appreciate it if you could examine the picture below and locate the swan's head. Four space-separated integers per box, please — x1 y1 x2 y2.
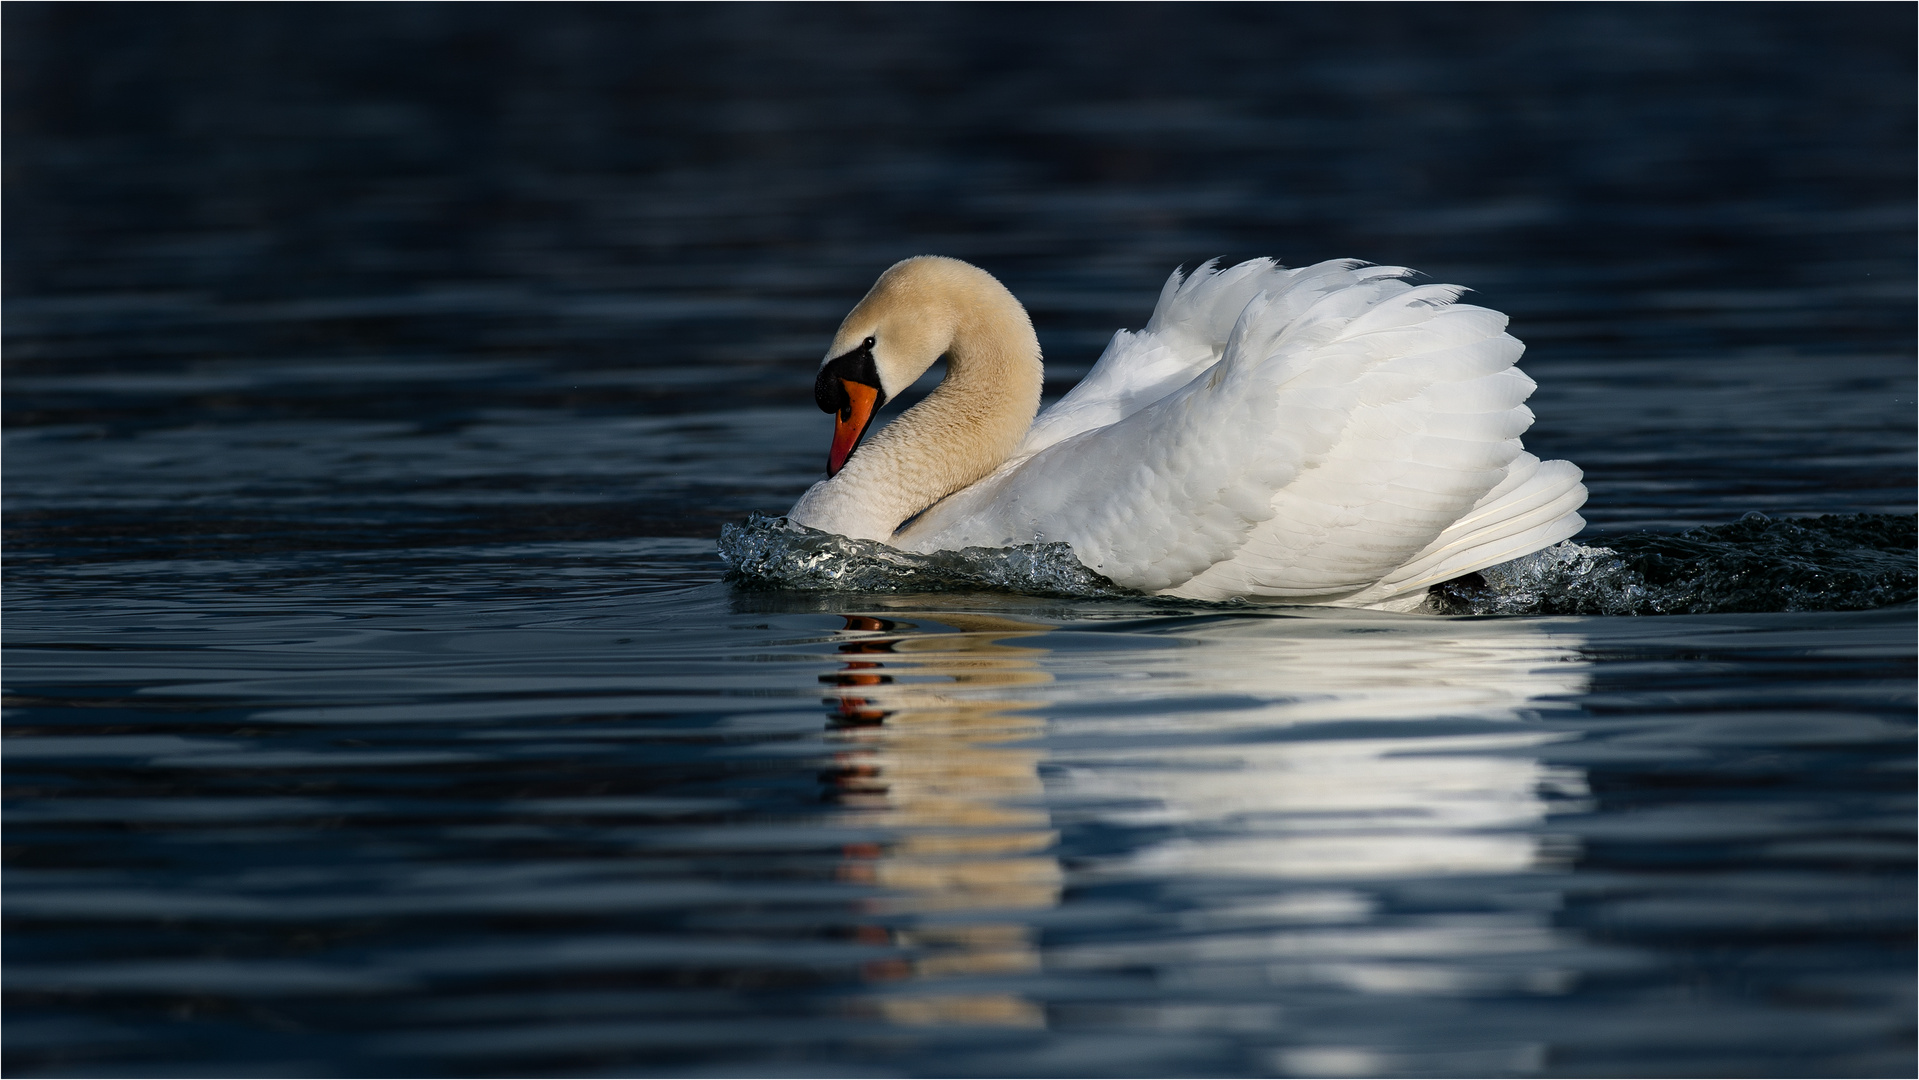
813 256 1018 475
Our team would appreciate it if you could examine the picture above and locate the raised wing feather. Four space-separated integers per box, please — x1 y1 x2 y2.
1013 258 1408 459
896 258 1578 602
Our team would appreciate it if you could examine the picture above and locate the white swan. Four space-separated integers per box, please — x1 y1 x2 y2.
788 255 1586 608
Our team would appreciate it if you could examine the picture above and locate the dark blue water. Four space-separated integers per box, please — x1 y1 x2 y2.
5 7 1914 1077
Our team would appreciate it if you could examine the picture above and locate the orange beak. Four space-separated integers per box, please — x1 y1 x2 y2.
828 380 882 476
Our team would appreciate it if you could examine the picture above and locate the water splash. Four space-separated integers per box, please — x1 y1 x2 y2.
1433 513 1916 615
721 512 1916 615
1429 541 1650 616
718 513 1134 598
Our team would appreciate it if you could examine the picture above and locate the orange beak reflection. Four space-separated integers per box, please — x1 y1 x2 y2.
829 380 883 476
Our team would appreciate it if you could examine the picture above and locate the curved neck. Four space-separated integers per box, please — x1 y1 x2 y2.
790 303 1043 542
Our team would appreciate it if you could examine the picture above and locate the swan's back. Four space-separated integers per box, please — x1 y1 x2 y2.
896 258 1586 605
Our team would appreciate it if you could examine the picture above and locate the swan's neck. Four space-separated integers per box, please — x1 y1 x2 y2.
790 306 1042 542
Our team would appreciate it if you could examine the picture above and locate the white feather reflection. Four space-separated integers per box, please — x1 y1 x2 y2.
1049 614 1591 882
1038 611 1606 1063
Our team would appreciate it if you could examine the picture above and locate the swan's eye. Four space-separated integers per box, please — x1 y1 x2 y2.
815 342 887 415
863 336 875 349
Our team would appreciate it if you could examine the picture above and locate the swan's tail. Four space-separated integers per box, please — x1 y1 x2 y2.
1363 452 1588 603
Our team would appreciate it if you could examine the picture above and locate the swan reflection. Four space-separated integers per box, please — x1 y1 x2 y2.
1047 615 1590 882
821 613 1061 1028
1040 612 1598 1051
817 607 1593 1053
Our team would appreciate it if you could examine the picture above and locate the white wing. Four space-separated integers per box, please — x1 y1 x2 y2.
1013 257 1409 459
896 258 1585 602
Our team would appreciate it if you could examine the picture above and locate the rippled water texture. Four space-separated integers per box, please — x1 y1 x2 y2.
6 7 1915 1077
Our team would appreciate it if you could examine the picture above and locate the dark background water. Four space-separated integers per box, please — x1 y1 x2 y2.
5 5 1914 1077
8 3 1915 545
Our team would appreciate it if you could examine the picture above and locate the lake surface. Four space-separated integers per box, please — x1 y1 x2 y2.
5 7 1914 1077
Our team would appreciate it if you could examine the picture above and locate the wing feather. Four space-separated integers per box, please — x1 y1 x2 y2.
895 257 1584 601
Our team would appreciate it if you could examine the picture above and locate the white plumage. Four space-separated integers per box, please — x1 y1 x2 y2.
790 256 1587 607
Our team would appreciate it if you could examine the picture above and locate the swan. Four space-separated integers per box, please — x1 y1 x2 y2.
787 255 1587 608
